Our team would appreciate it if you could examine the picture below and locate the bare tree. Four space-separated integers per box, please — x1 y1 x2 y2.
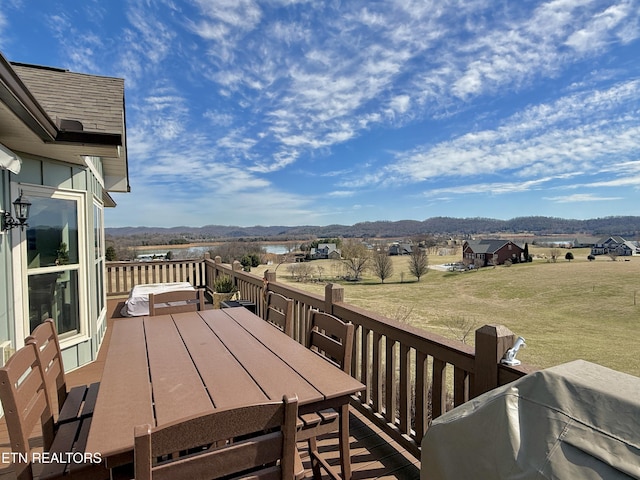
372 249 394 283
391 305 413 324
408 247 429 281
341 239 371 281
549 248 560 263
445 315 478 344
288 262 314 281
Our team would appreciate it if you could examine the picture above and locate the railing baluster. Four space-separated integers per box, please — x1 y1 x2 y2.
372 331 383 412
361 327 371 405
399 343 411 433
415 351 428 441
432 358 447 420
385 338 397 423
454 366 469 407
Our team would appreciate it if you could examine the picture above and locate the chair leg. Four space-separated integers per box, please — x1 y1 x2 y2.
307 404 352 480
338 404 351 480
308 436 323 480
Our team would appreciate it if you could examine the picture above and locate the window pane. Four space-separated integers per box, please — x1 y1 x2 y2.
27 196 79 268
96 261 104 313
94 204 102 259
28 270 80 335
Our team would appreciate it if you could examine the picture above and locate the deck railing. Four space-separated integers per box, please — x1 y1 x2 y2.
105 259 207 296
106 256 533 458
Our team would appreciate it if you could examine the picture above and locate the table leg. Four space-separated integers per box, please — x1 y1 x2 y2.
339 403 351 480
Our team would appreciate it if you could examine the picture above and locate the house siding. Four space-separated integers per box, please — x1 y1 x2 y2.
591 236 639 256
9 153 107 369
463 240 524 266
1 170 16 349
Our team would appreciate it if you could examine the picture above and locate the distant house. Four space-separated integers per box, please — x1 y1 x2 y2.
309 243 341 260
388 243 412 255
571 237 599 249
463 239 524 267
591 236 639 256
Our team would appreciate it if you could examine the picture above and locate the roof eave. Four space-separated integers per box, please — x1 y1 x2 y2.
0 54 57 142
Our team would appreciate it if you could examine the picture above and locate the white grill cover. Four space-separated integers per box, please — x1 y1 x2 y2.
120 282 195 317
421 360 640 479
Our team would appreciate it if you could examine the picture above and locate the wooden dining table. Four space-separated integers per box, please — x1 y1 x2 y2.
85 306 365 478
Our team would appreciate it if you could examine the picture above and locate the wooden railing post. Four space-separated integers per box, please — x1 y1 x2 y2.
472 324 515 398
202 253 211 288
324 283 344 315
263 270 276 283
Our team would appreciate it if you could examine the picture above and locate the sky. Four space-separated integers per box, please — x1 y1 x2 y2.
1 0 640 228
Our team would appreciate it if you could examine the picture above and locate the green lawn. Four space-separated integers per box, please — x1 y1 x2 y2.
254 248 640 377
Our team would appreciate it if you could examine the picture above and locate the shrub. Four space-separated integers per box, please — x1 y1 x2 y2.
213 275 236 293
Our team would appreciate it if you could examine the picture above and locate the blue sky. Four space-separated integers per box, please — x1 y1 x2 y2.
1 0 640 227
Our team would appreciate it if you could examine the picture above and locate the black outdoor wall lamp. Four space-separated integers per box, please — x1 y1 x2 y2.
2 190 31 231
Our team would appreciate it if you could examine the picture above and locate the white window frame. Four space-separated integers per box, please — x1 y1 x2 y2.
93 199 106 330
14 185 89 349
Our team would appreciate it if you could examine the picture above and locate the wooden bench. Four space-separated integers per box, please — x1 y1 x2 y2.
0 342 108 480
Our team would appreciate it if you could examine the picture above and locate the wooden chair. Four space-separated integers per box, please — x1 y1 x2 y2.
25 319 99 425
134 394 299 480
148 288 205 316
298 310 355 480
0 342 108 480
265 292 294 337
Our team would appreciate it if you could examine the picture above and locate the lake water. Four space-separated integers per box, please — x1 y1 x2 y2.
137 243 293 259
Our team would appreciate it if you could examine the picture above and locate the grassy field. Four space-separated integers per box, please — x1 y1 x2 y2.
253 247 640 377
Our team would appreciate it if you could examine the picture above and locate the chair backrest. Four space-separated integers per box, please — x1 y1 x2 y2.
0 342 54 480
134 394 299 480
265 292 294 337
307 311 354 373
148 288 205 316
25 319 67 417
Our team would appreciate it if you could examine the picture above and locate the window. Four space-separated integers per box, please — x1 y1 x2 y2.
25 190 86 337
94 202 105 317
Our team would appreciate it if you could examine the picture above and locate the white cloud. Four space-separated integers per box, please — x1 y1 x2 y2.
565 3 632 52
328 190 355 198
192 0 262 30
545 193 624 203
378 80 640 187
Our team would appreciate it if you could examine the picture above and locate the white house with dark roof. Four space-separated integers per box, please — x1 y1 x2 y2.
0 52 128 369
309 243 341 260
591 236 639 256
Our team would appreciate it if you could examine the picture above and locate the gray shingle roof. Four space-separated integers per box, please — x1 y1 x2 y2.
465 239 520 254
11 63 124 135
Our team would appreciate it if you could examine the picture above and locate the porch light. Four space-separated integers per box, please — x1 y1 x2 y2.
2 190 31 231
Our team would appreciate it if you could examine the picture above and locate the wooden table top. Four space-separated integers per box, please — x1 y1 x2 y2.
85 307 365 467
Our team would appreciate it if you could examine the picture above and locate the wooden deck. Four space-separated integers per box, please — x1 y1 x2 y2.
0 298 420 480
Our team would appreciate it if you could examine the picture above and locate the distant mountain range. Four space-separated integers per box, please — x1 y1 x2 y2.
106 216 640 240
